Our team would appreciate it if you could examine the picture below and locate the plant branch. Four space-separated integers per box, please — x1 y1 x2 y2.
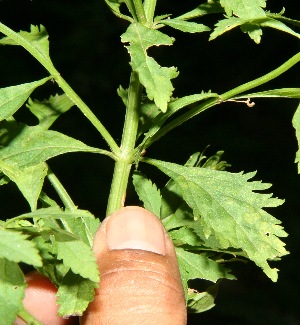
106 72 143 215
0 22 119 154
54 75 120 154
220 52 300 100
46 165 76 210
139 51 300 150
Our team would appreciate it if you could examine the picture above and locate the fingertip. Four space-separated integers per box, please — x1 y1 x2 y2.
15 271 76 325
83 206 187 325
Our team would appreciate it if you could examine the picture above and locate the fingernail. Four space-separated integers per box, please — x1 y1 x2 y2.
106 207 166 255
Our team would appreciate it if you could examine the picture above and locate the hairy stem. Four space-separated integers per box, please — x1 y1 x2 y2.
106 72 143 215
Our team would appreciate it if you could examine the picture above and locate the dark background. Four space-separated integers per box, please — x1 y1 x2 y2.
0 1 299 324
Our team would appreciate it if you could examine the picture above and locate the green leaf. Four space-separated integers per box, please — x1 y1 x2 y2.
220 0 266 19
160 150 229 222
14 207 100 247
0 77 51 121
176 247 235 284
0 25 51 62
160 19 210 33
267 11 300 29
52 232 99 282
0 120 103 168
0 161 47 210
162 203 193 231
26 94 75 130
103 0 132 22
139 92 218 147
187 282 220 313
234 88 300 99
259 18 300 39
56 270 97 317
0 259 26 325
32 236 69 287
176 1 224 20
132 170 161 217
144 158 289 281
0 229 42 266
121 22 178 112
292 102 300 173
240 23 263 43
210 15 300 43
209 17 244 41
169 226 203 247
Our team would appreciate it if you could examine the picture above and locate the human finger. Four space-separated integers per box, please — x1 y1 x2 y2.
81 206 187 325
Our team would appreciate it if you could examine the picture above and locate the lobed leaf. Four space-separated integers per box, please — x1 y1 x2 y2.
160 19 210 34
176 1 224 20
0 78 51 121
210 16 300 43
121 22 178 112
220 0 266 19
32 236 70 287
0 120 103 168
187 282 220 313
53 232 99 282
0 259 26 325
144 158 288 281
17 207 100 247
0 161 47 210
26 94 75 130
259 18 300 39
132 171 161 217
56 270 98 317
209 17 244 41
0 229 42 266
176 247 235 286
0 25 51 62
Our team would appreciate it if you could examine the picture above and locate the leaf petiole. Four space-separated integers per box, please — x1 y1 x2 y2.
46 165 76 210
17 306 42 325
0 22 119 154
140 51 300 150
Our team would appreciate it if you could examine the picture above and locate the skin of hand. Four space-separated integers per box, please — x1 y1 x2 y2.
15 206 187 325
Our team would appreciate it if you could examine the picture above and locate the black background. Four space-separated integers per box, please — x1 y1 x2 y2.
0 1 300 324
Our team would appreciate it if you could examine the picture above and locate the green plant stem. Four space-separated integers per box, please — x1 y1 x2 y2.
18 307 42 325
220 52 300 100
106 72 143 215
144 0 157 23
133 0 147 24
47 166 76 210
124 0 138 20
55 75 120 154
0 22 119 155
141 51 300 149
